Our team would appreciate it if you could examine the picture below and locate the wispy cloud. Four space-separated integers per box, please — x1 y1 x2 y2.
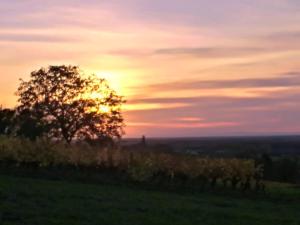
263 31 300 42
125 88 300 136
177 117 204 122
127 121 238 128
133 72 300 93
129 87 300 111
155 47 266 58
0 33 80 43
254 31 300 49
123 102 190 111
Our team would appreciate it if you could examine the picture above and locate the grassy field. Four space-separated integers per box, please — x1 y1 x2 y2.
0 175 299 225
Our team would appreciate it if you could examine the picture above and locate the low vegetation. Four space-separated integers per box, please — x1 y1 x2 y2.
0 136 264 192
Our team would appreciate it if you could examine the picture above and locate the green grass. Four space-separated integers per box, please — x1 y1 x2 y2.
0 175 299 225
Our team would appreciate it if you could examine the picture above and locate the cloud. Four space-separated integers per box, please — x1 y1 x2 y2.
1 0 299 32
0 1 123 30
266 31 300 41
125 88 300 136
256 31 300 49
129 87 300 111
127 121 238 128
133 72 300 92
0 33 80 43
123 102 190 111
107 49 151 58
125 86 300 124
177 117 204 122
155 47 266 58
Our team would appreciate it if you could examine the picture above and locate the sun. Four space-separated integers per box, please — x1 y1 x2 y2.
81 70 132 114
99 105 110 113
94 71 123 95
81 74 117 114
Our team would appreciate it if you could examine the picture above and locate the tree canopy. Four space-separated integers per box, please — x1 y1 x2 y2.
16 65 125 144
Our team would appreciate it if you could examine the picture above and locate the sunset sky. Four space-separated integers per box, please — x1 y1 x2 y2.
1 0 300 137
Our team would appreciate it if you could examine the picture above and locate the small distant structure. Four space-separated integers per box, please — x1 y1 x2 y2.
141 135 147 147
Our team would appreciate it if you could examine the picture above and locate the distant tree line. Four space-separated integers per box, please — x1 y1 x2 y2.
0 65 125 145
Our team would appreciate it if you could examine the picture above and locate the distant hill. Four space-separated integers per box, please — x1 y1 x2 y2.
122 135 300 156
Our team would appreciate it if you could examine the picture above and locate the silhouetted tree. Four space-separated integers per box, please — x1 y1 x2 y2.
17 65 125 144
0 107 15 135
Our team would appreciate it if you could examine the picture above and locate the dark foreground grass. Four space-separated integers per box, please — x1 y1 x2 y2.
0 175 299 225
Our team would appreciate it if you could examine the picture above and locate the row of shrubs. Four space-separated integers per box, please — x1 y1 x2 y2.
0 136 265 192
